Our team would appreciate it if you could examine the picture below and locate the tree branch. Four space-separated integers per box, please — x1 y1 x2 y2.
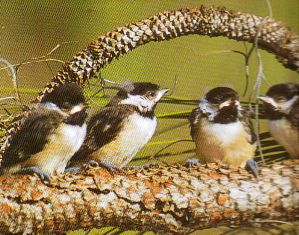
34 6 299 103
0 160 298 234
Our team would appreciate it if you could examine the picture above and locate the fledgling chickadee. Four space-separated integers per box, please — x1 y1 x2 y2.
0 82 88 180
67 82 168 171
189 87 258 176
259 82 299 159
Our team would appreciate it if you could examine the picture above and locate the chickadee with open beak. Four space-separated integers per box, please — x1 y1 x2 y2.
0 82 88 180
189 87 258 176
259 82 299 159
67 82 168 171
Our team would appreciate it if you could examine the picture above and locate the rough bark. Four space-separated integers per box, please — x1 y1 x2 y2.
0 160 298 234
2 6 299 148
37 6 299 103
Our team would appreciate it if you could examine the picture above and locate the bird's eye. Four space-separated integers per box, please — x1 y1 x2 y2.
146 91 155 97
276 96 286 102
212 96 222 103
62 101 71 109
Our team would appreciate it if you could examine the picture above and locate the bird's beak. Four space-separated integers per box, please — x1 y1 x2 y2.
154 88 169 102
258 96 277 108
69 104 88 114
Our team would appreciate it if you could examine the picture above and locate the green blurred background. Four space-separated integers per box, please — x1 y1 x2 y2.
0 0 298 234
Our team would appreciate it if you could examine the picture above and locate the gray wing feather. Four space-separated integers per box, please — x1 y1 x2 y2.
189 107 201 141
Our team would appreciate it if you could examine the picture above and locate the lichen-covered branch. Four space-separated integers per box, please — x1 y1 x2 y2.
37 5 299 104
0 160 298 234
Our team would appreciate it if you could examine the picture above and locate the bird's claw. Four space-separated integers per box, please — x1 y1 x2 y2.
185 158 200 167
124 162 158 170
85 160 100 168
245 159 259 178
17 166 50 181
64 166 82 174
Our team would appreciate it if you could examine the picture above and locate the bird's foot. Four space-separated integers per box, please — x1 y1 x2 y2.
64 166 82 174
124 162 159 170
96 161 129 175
17 166 50 181
65 160 99 174
185 158 200 167
245 159 259 178
85 160 100 168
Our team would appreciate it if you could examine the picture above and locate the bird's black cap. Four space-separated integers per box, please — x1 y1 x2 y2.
128 82 160 95
205 87 239 105
117 82 160 96
266 83 299 100
41 82 85 110
108 82 162 106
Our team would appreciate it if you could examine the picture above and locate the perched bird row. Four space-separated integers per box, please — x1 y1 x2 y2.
0 81 297 180
0 82 168 180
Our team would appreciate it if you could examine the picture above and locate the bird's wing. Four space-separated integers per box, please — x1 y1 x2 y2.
1 111 62 167
189 107 202 141
289 99 299 128
70 105 135 162
241 109 257 145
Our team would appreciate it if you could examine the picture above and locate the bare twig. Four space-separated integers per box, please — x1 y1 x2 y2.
164 74 179 97
151 139 193 161
232 43 255 97
0 41 81 73
251 219 293 225
249 0 275 165
0 58 21 103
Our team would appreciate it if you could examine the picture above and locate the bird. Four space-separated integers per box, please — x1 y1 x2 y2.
0 82 88 180
188 87 258 176
66 82 168 172
258 82 299 159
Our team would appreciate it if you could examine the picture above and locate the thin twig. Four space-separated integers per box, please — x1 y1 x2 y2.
0 41 80 72
87 86 122 100
5 58 65 71
251 219 293 225
102 227 119 235
265 0 273 18
248 0 274 165
83 229 92 235
232 43 255 97
165 74 179 97
0 97 16 102
0 58 21 103
151 139 193 160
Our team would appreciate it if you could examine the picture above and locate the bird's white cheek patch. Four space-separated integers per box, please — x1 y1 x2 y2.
198 99 217 121
120 94 143 107
120 94 155 112
278 95 299 113
139 99 155 112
